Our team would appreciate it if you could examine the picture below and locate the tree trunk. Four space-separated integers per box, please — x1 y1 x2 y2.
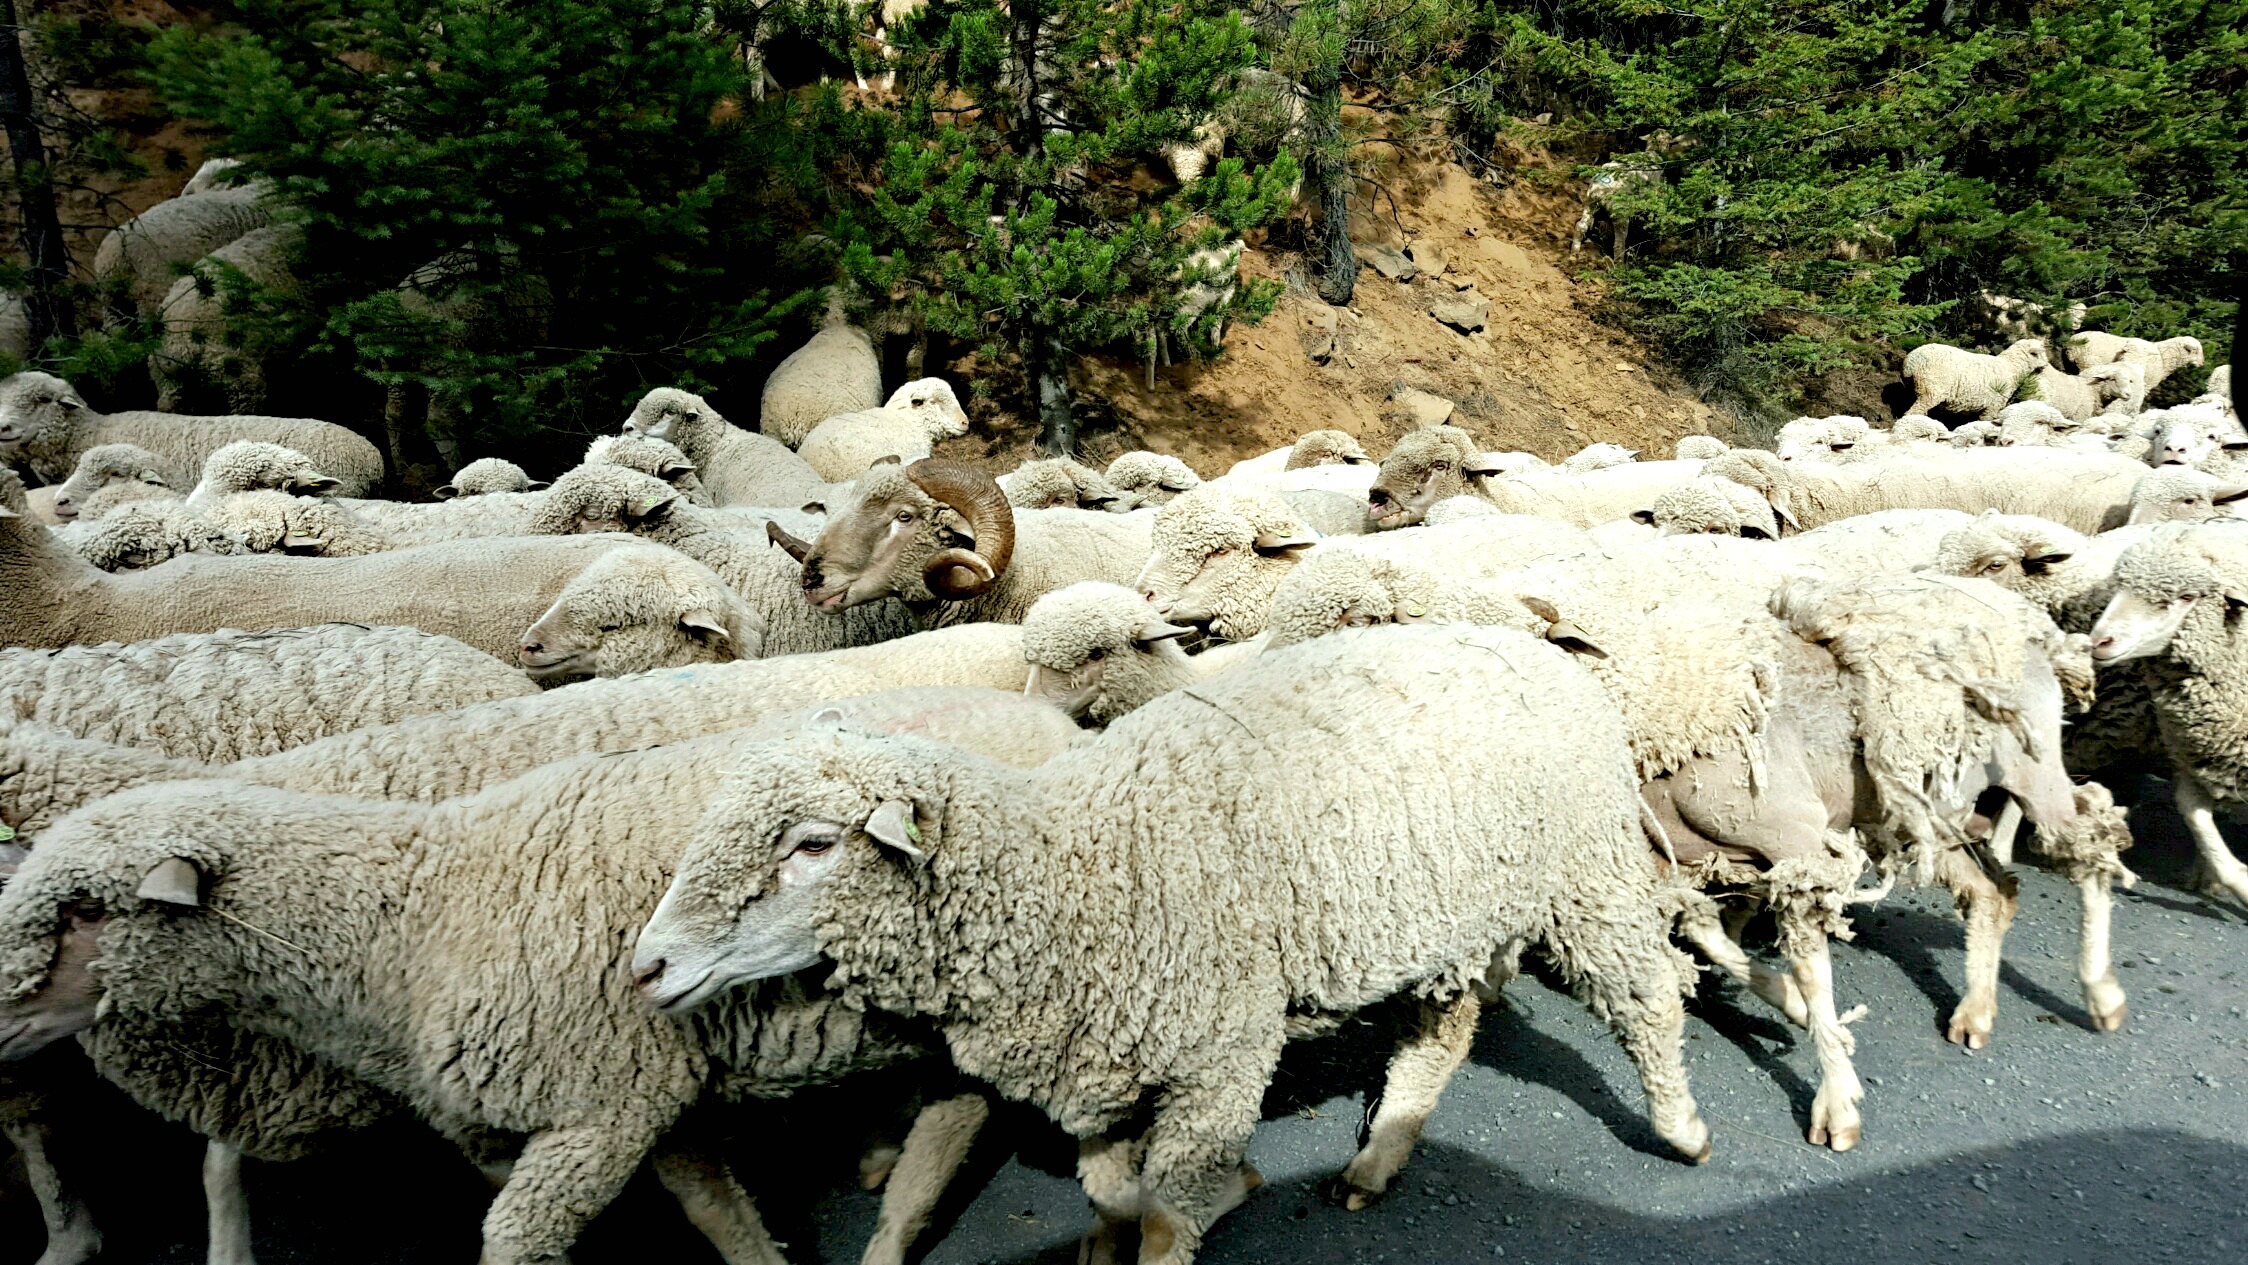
1027 329 1074 455
0 0 76 349
1301 1 1356 307
2232 252 2244 409
1006 1 1073 454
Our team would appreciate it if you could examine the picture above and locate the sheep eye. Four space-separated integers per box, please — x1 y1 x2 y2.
1431 461 1453 474
896 509 914 523
795 836 834 857
1086 647 1106 662
598 623 623 633
1832 443 1855 451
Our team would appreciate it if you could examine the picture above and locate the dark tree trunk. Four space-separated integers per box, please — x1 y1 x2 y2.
2232 252 2244 409
1302 2 1356 307
1007 0 1074 454
0 0 75 349
1026 329 1074 455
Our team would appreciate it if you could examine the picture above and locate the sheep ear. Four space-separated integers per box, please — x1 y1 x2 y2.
808 707 847 727
292 476 343 495
279 533 324 553
1461 457 1503 478
526 480 550 492
678 610 731 643
138 469 170 486
1084 495 1119 510
800 501 826 516
0 504 17 520
136 857 203 907
1544 619 1609 659
1518 595 1563 625
1630 508 1656 526
863 799 926 860
1134 620 1194 646
625 492 678 524
2020 549 2073 574
1740 524 1774 540
1251 533 1317 559
2213 483 2248 506
434 484 460 499
868 455 904 471
658 462 696 482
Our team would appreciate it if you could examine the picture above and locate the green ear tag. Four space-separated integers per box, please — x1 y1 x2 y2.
0 824 14 842
1405 604 1427 618
905 818 922 843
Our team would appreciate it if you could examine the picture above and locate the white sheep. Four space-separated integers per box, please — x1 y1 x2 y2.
797 378 972 483
438 456 543 498
151 223 302 412
1773 415 1873 463
1018 581 1260 724
1105 450 1205 509
203 489 388 557
41 442 180 522
1367 425 1701 529
517 546 762 682
1001 457 1126 511
636 624 1714 1262
51 500 247 571
1222 430 1373 478
1673 435 1729 460
758 291 884 448
184 439 344 509
1559 441 1639 473
0 624 534 763
2025 362 2142 422
1901 338 2051 419
584 433 715 505
0 371 383 495
621 385 828 507
92 184 272 320
1701 445 2147 535
2071 333 2204 395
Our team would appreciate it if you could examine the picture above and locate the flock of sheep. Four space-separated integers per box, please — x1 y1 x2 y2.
0 294 2240 1265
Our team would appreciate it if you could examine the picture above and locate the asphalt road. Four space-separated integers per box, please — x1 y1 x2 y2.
7 773 2246 1265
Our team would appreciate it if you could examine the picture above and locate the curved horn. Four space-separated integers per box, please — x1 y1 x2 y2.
905 458 1015 600
766 518 813 564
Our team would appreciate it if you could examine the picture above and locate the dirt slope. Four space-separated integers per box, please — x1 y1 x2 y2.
942 162 1722 474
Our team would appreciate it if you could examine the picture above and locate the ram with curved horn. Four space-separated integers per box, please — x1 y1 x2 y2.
796 456 1154 625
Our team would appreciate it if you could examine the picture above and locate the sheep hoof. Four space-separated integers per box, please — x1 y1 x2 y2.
858 1142 902 1191
1806 1103 1862 1153
1319 1173 1384 1211
2085 975 2129 1032
1947 997 1996 1049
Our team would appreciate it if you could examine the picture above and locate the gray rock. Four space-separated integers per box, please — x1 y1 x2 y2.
1431 291 1490 333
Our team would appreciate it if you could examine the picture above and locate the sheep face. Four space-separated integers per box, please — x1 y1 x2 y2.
1105 452 1200 509
1367 427 1481 530
633 733 932 1013
620 387 717 449
2091 526 2248 663
2128 469 2248 526
883 378 971 441
201 441 341 498
50 444 170 521
585 435 712 506
0 372 87 471
1005 459 1122 512
1136 486 1315 641
528 465 681 538
1020 582 1193 723
1774 417 1868 464
0 906 106 1060
799 460 1015 610
1284 430 1371 471
1263 553 1423 650
519 552 755 684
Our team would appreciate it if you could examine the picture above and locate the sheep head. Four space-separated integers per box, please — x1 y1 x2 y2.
519 549 758 684
800 458 1016 610
620 387 723 458
1367 426 1489 530
1136 484 1316 641
1020 581 1195 723
50 444 171 521
527 465 681 537
2092 522 2248 663
0 373 87 477
1284 429 1371 470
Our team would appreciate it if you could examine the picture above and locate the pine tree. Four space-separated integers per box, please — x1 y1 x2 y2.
1 0 77 352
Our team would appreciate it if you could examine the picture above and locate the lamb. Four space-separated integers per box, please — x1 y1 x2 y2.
1002 457 1125 511
2 468 666 656
0 624 533 764
437 456 543 498
2026 362 2143 422
2087 521 2248 906
1019 581 1262 724
1136 483 1593 642
151 223 302 412
1641 477 1782 539
635 625 1714 1265
529 463 917 654
1701 446 2147 534
1366 425 1702 530
0 687 1080 1265
585 433 715 505
2072 334 2204 395
54 500 247 571
1221 430 1371 478
203 489 389 557
1105 451 1204 509
789 458 1155 627
0 622 1044 834
797 379 972 484
758 293 885 448
1673 435 1729 460
518 547 762 683
0 371 383 496
1774 415 1873 463
1993 400 2076 448
91 184 272 320
622 385 829 507
2090 361 2150 416
184 439 344 508
1560 442 1639 473
43 443 180 521
1901 338 2050 419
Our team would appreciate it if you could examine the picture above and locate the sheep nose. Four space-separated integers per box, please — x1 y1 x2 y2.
635 958 667 991
1367 489 1391 509
2089 634 2117 658
520 638 544 656
799 562 825 590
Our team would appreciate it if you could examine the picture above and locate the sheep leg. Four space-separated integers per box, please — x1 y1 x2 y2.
476 1122 659 1265
1785 931 1864 1152
2077 872 2129 1032
1938 847 2018 1049
1076 1132 1144 1265
861 1092 992 1265
1674 903 1809 1027
1550 909 1710 1163
1611 219 1629 261
204 1140 257 1265
2174 773 2248 906
1569 204 1595 253
649 1138 787 1265
1 1115 101 1265
1329 992 1479 1210
1135 1057 1276 1265
1986 798 2023 866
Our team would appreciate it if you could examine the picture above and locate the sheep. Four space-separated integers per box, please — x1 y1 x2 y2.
789 457 1155 627
1641 477 1781 539
327 486 553 546
1560 442 1639 473
1901 338 2050 419
1018 581 1261 724
758 292 885 448
1992 400 2076 449
42 443 180 522
1949 420 2000 447
622 385 828 507
0 688 1080 1265
1701 445 2148 535
797 379 972 484
1366 425 1702 530
1002 457 1126 511
2126 467 2248 524
2087 521 2248 906
1220 430 1371 478
151 223 302 412
2207 363 2232 403
1106 450 1204 508
1774 415 1873 463
203 489 388 557
1136 483 1593 642
0 622 1045 835
1158 67 1309 186
1975 292 2086 344
438 456 543 498
635 624 1714 1265
1673 435 1728 460
2 468 668 655
1424 495 1503 525
1262 551 1534 650
2089 361 2150 416
2144 403 2248 470
585 433 715 505
0 624 534 764
1570 157 1661 257
529 463 916 654
53 500 247 571
518 547 762 683
0 371 383 496
2072 334 2204 395
91 184 272 320
1776 508 1979 575
2025 362 2144 422
183 439 344 509
1891 415 1951 443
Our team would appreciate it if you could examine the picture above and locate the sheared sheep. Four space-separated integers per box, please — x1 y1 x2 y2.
43 443 180 522
758 293 885 448
798 379 972 484
1106 450 1205 508
518 547 762 683
622 386 829 508
1901 339 2050 419
439 457 543 498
